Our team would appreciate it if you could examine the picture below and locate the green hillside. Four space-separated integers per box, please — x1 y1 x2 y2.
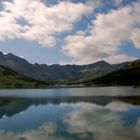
82 60 140 86
0 65 47 88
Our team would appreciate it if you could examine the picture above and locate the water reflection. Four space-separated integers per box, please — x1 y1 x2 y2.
0 96 140 118
0 87 140 97
64 102 140 140
0 96 140 140
0 123 68 140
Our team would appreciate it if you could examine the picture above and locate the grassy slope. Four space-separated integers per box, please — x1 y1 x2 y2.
82 60 140 86
0 65 47 88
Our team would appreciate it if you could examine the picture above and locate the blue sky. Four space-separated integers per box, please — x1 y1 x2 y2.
0 0 140 65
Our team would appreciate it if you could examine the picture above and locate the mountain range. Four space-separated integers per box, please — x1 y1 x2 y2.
0 64 47 88
0 51 140 87
0 51 130 83
83 60 140 86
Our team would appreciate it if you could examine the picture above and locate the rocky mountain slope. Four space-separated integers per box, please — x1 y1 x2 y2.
0 52 130 83
84 60 140 86
0 64 46 88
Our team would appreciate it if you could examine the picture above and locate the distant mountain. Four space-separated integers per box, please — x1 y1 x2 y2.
84 60 140 86
0 64 47 88
0 51 130 83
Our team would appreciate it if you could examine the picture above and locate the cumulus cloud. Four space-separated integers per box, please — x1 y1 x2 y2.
0 0 139 64
105 54 137 64
0 0 98 47
131 29 140 49
0 11 22 41
62 1 140 64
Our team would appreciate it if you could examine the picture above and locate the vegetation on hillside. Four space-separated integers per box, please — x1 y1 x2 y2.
83 60 140 86
0 65 48 88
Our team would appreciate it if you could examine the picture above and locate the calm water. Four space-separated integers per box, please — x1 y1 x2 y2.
0 87 140 140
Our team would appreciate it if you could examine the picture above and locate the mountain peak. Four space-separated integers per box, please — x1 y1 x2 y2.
86 60 111 69
95 60 110 65
0 51 132 82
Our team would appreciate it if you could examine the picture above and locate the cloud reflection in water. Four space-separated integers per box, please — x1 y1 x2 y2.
0 98 140 140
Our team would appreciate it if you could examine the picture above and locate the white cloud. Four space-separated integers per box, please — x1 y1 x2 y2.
0 0 98 47
62 1 140 64
131 29 140 49
105 54 137 64
0 0 139 64
90 6 133 46
0 11 22 41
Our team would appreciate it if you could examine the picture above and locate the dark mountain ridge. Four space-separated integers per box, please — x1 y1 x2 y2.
84 59 140 86
0 64 47 88
0 51 132 83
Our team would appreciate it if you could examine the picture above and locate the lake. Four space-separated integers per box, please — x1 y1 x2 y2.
0 86 140 140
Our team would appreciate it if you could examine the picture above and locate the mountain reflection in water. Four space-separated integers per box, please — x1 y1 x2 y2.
0 96 140 119
0 87 140 140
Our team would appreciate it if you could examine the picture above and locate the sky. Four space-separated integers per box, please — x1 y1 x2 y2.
0 0 140 65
